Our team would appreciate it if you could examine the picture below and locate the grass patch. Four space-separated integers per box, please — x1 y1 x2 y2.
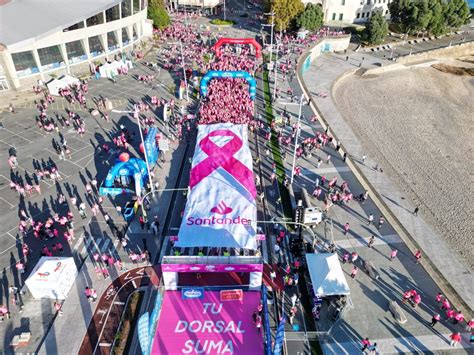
262 70 294 223
210 19 235 25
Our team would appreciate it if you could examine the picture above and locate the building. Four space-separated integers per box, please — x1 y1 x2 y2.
304 0 391 24
165 0 223 15
0 0 153 92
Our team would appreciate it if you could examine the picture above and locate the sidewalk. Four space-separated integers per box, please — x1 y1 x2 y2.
265 43 473 354
298 50 473 314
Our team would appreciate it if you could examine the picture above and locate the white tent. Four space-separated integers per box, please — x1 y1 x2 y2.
25 257 78 299
58 74 80 88
306 253 350 297
46 79 63 96
99 61 120 78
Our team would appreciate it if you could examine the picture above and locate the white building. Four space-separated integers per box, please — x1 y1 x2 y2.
0 0 153 92
165 0 223 15
305 0 391 24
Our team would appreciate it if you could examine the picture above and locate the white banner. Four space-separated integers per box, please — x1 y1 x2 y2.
176 124 257 249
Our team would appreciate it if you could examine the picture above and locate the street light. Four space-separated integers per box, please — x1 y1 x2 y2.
262 12 275 57
135 106 156 196
169 40 189 102
272 41 281 101
277 96 306 184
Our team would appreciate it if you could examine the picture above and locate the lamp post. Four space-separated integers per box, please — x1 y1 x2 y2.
263 12 275 57
169 40 189 102
279 95 306 185
272 41 280 101
134 106 156 196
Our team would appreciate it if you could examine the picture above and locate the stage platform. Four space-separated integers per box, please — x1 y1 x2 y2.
152 290 263 354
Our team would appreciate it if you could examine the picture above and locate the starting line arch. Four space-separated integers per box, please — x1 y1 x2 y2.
213 38 262 59
200 70 257 100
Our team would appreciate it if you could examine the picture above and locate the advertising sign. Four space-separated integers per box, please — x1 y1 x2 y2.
220 289 243 302
152 291 263 354
176 124 258 249
161 264 263 273
182 287 205 300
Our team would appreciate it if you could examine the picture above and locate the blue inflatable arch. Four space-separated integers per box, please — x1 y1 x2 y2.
100 157 148 196
200 70 256 100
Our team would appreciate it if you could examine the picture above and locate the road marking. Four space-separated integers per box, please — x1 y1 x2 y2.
114 301 125 305
336 234 403 249
0 197 15 208
303 166 352 175
98 343 112 347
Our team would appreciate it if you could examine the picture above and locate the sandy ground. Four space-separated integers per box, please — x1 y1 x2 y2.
334 67 474 269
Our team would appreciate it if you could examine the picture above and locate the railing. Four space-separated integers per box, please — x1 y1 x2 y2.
162 255 263 264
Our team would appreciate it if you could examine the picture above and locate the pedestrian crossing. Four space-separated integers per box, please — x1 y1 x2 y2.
75 235 117 257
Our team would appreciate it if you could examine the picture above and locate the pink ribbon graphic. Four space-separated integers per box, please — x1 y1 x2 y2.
190 129 256 198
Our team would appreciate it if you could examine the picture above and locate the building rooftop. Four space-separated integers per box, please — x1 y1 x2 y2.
0 0 121 48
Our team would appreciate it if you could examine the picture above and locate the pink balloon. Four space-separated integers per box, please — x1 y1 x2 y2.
139 143 145 153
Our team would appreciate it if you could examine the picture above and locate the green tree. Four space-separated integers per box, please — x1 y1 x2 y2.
269 0 305 31
444 0 471 30
365 10 389 45
426 0 446 36
148 0 170 29
295 3 324 31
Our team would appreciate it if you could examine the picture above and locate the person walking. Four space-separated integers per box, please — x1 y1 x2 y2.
139 216 145 230
351 266 358 279
414 250 422 264
454 311 464 325
368 343 378 354
449 332 461 347
343 223 350 235
368 236 375 249
54 301 63 316
431 313 441 327
390 249 398 261
291 293 298 307
442 298 450 310
413 206 419 216
361 338 371 352
367 214 374 226
377 216 385 229
436 292 443 304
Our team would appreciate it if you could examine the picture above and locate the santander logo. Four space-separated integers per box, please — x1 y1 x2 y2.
210 201 233 215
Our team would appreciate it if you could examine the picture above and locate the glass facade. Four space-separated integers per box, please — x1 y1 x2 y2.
122 27 130 45
122 0 132 17
133 0 140 13
132 25 138 41
66 40 87 64
106 4 120 22
12 51 39 76
89 36 105 57
63 21 85 32
37 45 65 70
86 12 104 26
107 31 119 51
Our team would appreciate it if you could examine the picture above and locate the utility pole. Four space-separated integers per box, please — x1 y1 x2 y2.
290 95 305 185
223 0 226 20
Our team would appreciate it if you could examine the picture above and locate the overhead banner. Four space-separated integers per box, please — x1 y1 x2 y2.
162 264 263 273
176 124 258 249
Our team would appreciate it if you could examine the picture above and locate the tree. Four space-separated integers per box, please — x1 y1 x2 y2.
444 0 471 30
148 0 170 29
269 0 305 31
426 0 446 36
365 10 389 45
296 3 324 31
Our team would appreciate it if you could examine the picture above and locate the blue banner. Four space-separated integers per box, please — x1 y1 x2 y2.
148 292 163 355
182 287 205 300
137 312 150 355
262 288 272 355
273 315 286 355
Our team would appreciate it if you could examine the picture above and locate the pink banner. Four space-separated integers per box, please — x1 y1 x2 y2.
161 264 263 273
152 291 263 354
